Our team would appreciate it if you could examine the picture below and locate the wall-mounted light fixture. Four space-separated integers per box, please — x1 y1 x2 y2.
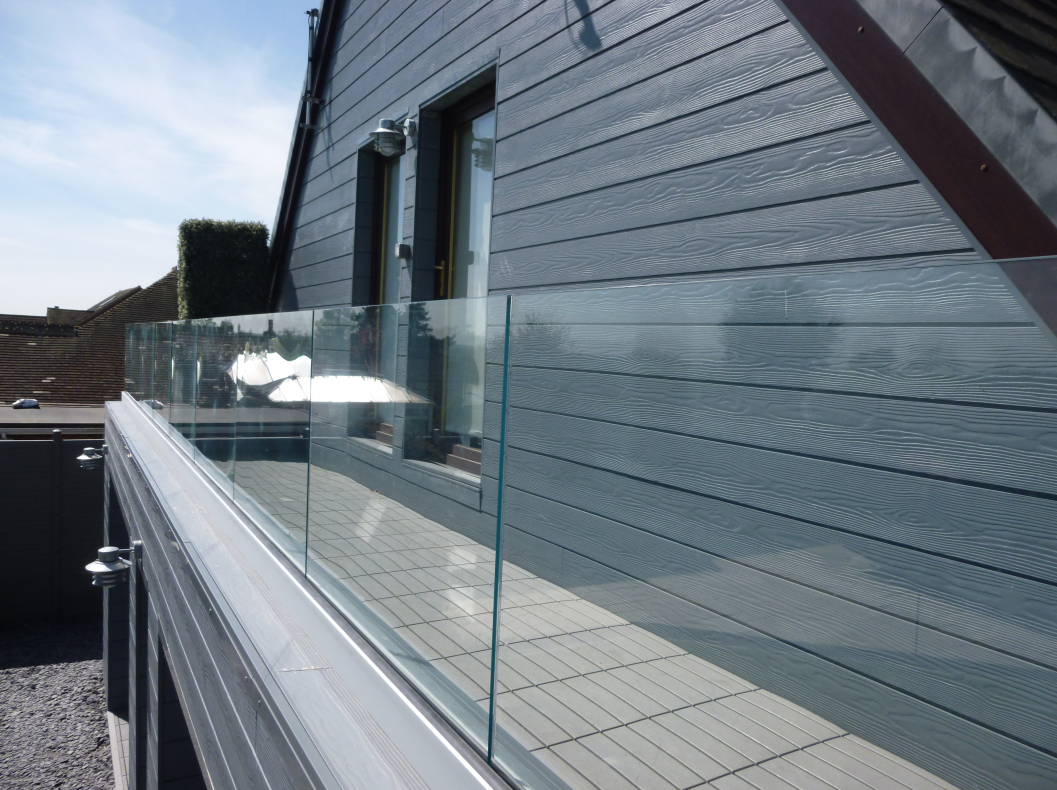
85 541 142 588
77 444 106 470
369 118 416 157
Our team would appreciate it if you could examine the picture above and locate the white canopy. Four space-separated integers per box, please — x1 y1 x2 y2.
229 352 428 404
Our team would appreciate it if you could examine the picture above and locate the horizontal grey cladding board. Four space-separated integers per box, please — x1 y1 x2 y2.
505 450 1057 670
504 408 1057 584
494 0 786 140
291 206 356 251
288 229 354 269
295 177 358 229
301 148 358 199
281 279 352 310
491 184 972 288
510 366 1057 495
327 0 422 87
307 0 613 167
288 258 354 291
497 0 705 102
505 324 1057 409
502 487 1057 755
557 551 1057 790
331 0 373 54
494 12 807 170
493 69 864 214
505 262 1020 325
311 0 497 158
493 123 908 251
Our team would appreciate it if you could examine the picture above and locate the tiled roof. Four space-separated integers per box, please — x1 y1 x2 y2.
0 269 179 406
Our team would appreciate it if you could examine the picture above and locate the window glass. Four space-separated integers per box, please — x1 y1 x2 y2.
379 154 405 305
449 109 495 300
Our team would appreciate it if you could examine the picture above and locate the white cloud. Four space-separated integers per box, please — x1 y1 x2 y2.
0 0 303 314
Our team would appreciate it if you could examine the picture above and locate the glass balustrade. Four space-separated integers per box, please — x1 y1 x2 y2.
125 257 1057 790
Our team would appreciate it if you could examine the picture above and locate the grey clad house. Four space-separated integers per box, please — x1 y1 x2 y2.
102 2 1057 790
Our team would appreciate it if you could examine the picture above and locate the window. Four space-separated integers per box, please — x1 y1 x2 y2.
345 149 405 448
372 153 405 306
404 85 495 476
436 89 496 300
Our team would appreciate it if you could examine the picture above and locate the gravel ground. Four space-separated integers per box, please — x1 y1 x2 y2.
0 618 113 789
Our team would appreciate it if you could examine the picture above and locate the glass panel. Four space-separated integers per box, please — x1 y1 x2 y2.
150 321 173 428
232 312 313 562
305 295 505 752
492 260 1057 790
169 320 197 452
449 108 495 300
193 317 238 494
403 297 487 478
379 154 405 305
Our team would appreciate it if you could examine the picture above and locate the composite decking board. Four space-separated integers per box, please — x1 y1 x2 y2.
492 124 911 251
508 366 1057 495
499 324 1057 409
492 185 973 288
292 462 968 790
500 487 1057 756
495 0 786 143
558 550 1055 790
504 409 1057 585
494 70 862 216
504 454 1057 672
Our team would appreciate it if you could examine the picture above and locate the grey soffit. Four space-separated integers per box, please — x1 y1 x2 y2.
106 395 510 790
855 0 1057 226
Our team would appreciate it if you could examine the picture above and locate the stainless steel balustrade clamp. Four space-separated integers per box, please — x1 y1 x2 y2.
85 541 142 588
77 443 107 470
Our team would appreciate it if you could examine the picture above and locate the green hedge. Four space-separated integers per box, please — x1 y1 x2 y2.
177 220 271 319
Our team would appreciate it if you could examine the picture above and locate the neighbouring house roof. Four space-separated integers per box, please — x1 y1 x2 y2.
0 268 179 407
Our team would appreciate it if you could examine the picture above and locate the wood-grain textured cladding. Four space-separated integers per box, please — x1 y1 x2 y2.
277 0 981 309
267 2 1057 790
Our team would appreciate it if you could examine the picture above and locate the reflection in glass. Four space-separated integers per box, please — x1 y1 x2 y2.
403 298 487 476
378 154 405 306
168 321 196 451
193 318 238 493
151 322 173 429
232 313 313 562
449 108 495 301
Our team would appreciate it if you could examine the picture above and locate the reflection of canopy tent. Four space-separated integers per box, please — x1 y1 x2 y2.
228 352 429 404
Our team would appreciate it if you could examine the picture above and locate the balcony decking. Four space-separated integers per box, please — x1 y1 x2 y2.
235 456 960 790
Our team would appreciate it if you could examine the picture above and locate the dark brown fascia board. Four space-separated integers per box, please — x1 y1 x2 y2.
777 0 1057 260
268 0 341 311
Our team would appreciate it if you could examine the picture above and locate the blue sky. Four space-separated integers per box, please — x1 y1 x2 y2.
0 0 316 314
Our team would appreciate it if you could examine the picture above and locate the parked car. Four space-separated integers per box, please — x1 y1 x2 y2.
12 398 40 409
